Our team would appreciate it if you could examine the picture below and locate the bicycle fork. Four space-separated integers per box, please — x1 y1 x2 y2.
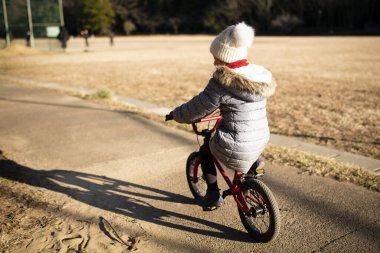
219 171 266 217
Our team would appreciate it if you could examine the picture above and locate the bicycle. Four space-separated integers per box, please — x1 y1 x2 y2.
173 115 280 242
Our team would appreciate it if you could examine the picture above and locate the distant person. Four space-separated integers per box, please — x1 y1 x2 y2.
57 26 69 49
26 30 31 47
9 31 14 41
108 29 114 46
166 22 276 210
80 29 89 47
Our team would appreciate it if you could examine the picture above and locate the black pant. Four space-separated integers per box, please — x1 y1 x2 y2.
200 143 264 189
199 143 218 191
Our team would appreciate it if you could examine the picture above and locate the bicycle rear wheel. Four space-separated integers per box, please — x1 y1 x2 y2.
186 152 207 199
238 179 280 242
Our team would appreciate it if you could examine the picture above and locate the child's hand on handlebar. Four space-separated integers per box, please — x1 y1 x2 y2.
165 111 174 121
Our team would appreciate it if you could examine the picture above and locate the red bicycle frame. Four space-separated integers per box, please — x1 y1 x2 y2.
191 115 222 135
191 116 254 215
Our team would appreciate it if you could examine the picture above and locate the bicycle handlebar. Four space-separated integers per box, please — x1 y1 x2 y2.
196 116 223 123
192 116 222 135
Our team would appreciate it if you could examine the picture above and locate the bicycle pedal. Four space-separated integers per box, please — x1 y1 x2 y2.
202 205 219 211
222 189 232 199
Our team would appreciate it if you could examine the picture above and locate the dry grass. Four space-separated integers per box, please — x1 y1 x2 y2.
262 144 379 191
1 36 379 158
89 89 114 100
0 44 46 58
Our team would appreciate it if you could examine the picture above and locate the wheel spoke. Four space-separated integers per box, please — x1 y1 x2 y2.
238 179 280 242
187 153 207 198
243 188 272 235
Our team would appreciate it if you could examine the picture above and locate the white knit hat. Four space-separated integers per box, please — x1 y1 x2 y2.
210 22 255 63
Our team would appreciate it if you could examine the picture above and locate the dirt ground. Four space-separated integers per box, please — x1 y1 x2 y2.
1 36 379 158
0 153 145 253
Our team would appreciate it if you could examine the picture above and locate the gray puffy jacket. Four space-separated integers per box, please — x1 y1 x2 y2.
173 64 276 173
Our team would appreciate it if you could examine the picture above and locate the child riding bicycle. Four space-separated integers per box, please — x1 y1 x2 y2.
166 22 276 210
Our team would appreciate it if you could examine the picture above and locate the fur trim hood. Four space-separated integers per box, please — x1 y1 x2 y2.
213 64 276 99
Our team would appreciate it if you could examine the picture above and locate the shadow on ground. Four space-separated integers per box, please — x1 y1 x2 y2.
263 174 380 246
0 153 252 243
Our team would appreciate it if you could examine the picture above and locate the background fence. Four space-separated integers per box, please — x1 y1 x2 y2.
1 0 63 50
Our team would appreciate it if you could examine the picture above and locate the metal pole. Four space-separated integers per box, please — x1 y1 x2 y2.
58 0 64 26
26 0 34 48
2 0 10 46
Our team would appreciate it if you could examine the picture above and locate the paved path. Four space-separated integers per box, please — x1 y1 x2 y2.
2 74 379 172
0 81 379 252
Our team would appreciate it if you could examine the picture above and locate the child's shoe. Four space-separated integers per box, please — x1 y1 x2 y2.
246 157 265 177
201 189 224 211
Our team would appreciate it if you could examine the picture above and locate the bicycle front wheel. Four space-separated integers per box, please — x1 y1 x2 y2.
238 179 280 242
186 152 207 199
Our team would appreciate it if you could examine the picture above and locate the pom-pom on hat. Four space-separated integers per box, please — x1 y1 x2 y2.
210 22 255 63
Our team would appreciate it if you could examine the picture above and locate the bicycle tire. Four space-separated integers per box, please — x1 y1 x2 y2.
238 179 280 242
186 152 207 199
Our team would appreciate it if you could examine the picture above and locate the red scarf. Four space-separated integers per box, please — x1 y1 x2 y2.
227 59 249 69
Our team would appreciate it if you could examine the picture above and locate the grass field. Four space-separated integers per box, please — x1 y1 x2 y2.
1 36 379 159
